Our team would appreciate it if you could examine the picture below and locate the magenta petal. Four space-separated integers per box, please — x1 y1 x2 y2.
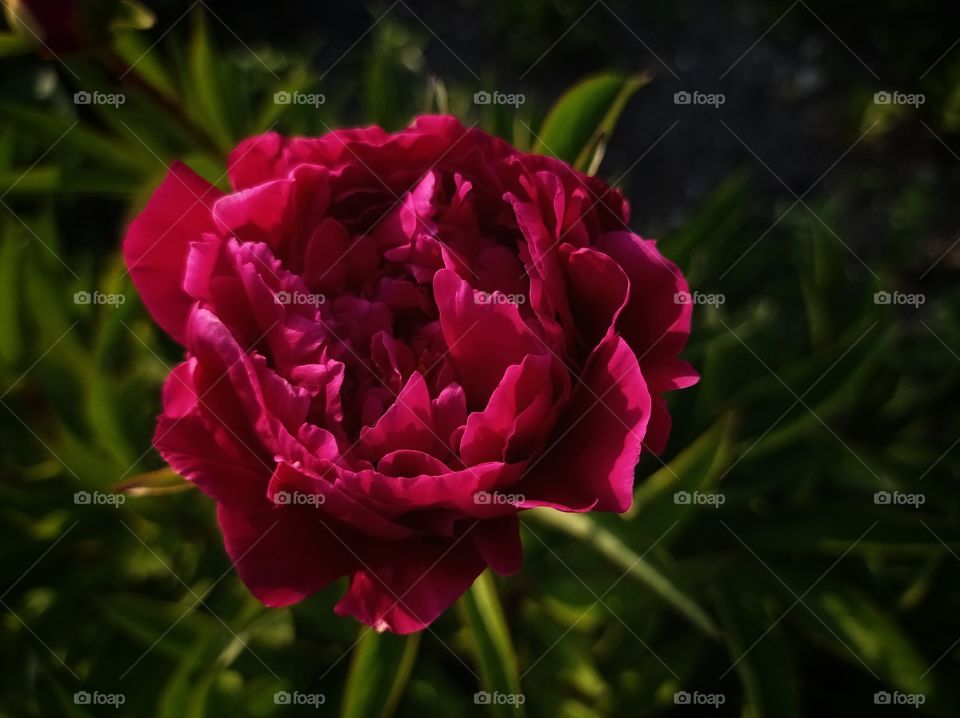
212 179 295 247
460 353 555 465
344 462 523 518
154 359 269 511
227 132 286 190
518 336 651 512
594 231 691 363
431 383 467 452
473 515 522 575
266 462 411 540
123 162 223 343
358 372 436 460
333 534 486 633
561 244 630 348
218 503 357 607
433 268 545 408
644 394 673 456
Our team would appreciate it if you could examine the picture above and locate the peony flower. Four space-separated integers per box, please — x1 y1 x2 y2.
124 116 697 633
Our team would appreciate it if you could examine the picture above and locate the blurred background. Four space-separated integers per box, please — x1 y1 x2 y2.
0 0 958 715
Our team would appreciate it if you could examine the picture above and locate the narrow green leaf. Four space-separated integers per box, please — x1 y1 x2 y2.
186 9 235 153
714 589 800 718
156 640 212 718
457 571 524 716
113 30 179 101
526 510 720 638
0 103 154 174
0 228 23 364
800 584 931 695
629 413 738 526
340 629 420 718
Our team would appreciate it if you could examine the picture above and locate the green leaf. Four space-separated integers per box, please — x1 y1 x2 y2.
113 30 179 101
714 588 800 718
185 9 236 153
255 66 314 130
0 103 154 175
156 639 216 718
660 170 750 270
800 584 931 695
0 227 23 364
363 27 403 132
457 571 524 717
525 510 720 638
0 32 32 57
340 629 420 718
628 413 738 531
98 593 221 659
534 72 650 172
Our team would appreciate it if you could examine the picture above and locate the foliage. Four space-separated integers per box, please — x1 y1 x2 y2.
1 2 958 717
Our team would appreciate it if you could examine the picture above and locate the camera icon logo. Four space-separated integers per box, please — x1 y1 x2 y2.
74 291 91 304
674 90 692 105
74 691 91 705
74 491 91 504
274 491 291 505
274 91 292 105
73 91 91 105
874 691 891 704
674 691 691 704
874 491 891 505
474 91 491 105
873 91 892 105
674 291 692 304
274 690 291 705
674 491 691 505
873 290 891 305
474 691 491 704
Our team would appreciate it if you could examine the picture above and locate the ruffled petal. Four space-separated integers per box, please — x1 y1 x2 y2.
123 162 223 343
518 336 651 512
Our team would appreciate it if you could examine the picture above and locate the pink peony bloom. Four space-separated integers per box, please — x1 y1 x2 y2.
124 116 698 633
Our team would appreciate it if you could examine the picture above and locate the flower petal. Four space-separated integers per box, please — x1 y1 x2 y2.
123 162 223 343
433 268 545 408
518 335 651 512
